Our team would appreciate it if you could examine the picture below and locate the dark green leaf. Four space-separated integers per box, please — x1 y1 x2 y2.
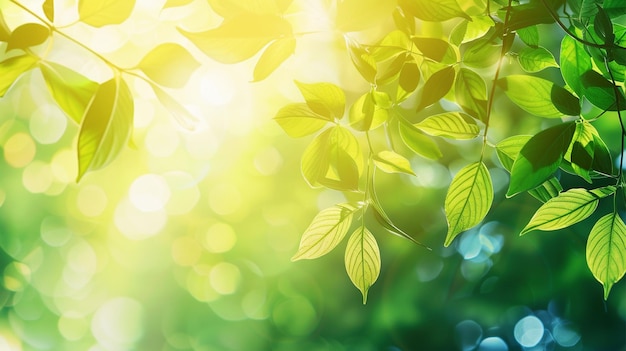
507 122 576 197
6 23 50 52
581 70 626 111
417 66 455 111
497 75 581 117
505 1 557 31
564 121 595 182
78 0 136 27
77 78 134 181
178 14 292 64
252 37 295 82
604 0 626 17
592 133 613 176
40 61 98 124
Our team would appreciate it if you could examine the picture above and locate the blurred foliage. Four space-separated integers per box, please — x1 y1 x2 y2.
0 0 626 350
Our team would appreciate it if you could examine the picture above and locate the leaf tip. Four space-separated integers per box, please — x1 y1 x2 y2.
603 282 613 300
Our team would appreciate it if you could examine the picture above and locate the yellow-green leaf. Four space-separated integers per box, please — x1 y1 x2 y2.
455 67 488 121
207 0 292 17
398 120 442 160
77 78 134 181
345 226 380 304
137 43 200 88
43 0 54 22
6 23 50 52
373 150 415 175
0 11 10 42
253 37 295 82
444 162 493 246
295 81 345 120
0 55 38 97
417 65 455 111
178 14 292 64
150 83 200 131
347 39 377 83
400 0 470 21
349 91 389 131
40 61 98 124
78 0 136 27
497 75 580 117
291 203 360 261
274 103 329 138
336 0 396 32
163 0 193 9
517 46 558 73
521 186 616 235
586 213 626 299
415 112 479 139
412 37 456 63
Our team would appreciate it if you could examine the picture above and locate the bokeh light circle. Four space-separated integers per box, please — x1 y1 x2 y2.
514 315 544 347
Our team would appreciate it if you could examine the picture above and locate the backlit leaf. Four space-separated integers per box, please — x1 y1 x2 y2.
295 81 345 120
444 162 493 246
517 26 539 47
43 0 54 22
349 91 389 131
0 12 10 42
564 121 595 182
507 122 576 197
497 75 580 117
373 150 415 175
291 203 360 261
415 112 479 139
400 0 469 21
178 14 292 64
336 0 396 32
347 40 377 83
0 55 38 97
40 61 98 124
455 68 488 121
587 213 626 299
78 0 135 27
592 133 613 176
462 37 501 68
137 43 200 88
274 103 328 137
345 226 380 304
398 120 442 159
521 186 616 235
560 36 591 97
77 78 134 181
412 37 456 63
6 23 50 52
150 83 200 131
253 37 295 82
397 60 420 98
417 66 455 111
517 46 558 72
580 70 626 111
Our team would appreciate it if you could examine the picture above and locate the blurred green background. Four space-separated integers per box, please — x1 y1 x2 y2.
0 0 625 350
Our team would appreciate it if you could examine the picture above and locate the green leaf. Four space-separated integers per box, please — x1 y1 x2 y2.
0 55 38 97
497 75 580 117
347 40 377 83
415 112 479 139
604 0 626 18
163 0 194 8
252 37 295 82
507 122 576 197
580 70 626 111
517 46 558 72
345 226 380 304
398 120 442 159
400 0 470 21
495 135 562 203
444 162 493 247
368 192 427 247
373 151 415 175
397 59 420 98
274 103 328 137
455 68 488 121
301 126 362 191
560 36 591 97
291 203 359 261
411 37 456 63
78 0 136 27
295 81 345 120
137 43 200 88
521 186 616 235
178 14 292 64
461 37 502 68
517 26 539 47
349 91 389 131
336 0 396 32
564 121 595 182
417 66 455 111
150 83 200 131
6 23 50 52
505 1 556 31
77 78 134 181
591 132 613 176
39 61 98 125
586 213 626 299
43 0 54 22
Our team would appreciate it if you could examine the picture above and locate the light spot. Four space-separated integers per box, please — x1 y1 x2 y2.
4 133 36 168
133 98 155 129
210 262 241 295
254 147 283 176
145 123 179 157
40 217 72 247
186 267 219 302
77 185 108 217
91 297 144 350
129 174 170 212
455 320 483 351
50 149 78 183
29 104 67 144
553 321 580 347
204 222 237 253
200 68 236 106
114 197 168 240
514 315 544 348
58 313 89 341
164 171 199 215
22 161 53 194
478 337 508 351
208 183 241 216
89 26 129 53
171 236 202 267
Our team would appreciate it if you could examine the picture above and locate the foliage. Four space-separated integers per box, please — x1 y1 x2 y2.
1 0 626 310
